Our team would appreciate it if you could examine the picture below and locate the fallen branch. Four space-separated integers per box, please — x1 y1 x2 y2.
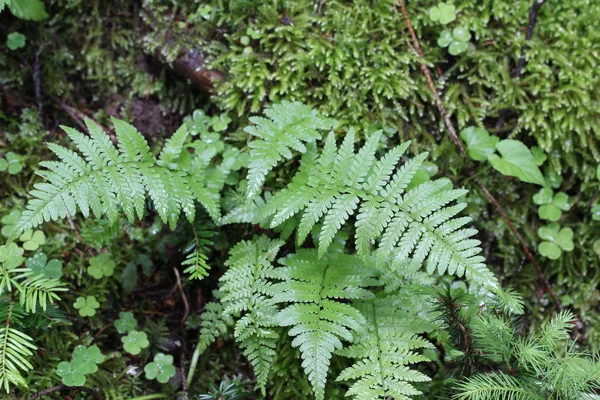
396 0 562 310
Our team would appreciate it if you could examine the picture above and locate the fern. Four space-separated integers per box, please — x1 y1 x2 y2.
273 249 376 400
219 236 284 393
11 118 219 238
256 129 498 289
244 101 336 198
0 302 36 393
336 295 434 400
454 373 544 400
182 223 215 280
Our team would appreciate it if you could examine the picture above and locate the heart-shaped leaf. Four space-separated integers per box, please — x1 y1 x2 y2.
72 345 105 374
429 2 456 25
115 311 138 334
538 204 561 222
144 353 176 383
56 361 87 387
460 127 499 161
437 30 453 47
538 241 561 260
533 188 553 205
531 147 547 166
0 242 25 270
26 252 63 279
73 296 100 317
488 140 545 186
88 253 116 279
122 330 149 355
552 192 570 211
19 229 46 251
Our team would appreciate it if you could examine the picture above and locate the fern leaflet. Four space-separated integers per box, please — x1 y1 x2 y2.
256 129 498 289
244 101 336 198
336 295 434 400
220 236 284 393
273 249 376 400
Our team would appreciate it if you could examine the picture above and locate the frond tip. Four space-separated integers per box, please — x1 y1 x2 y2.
12 118 198 238
244 101 336 198
258 129 498 289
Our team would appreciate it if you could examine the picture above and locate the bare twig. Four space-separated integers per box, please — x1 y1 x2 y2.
397 0 562 310
28 385 66 400
173 267 190 328
52 97 117 143
33 50 43 117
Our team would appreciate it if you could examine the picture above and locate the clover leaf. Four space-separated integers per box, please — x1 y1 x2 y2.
25 252 63 279
6 32 26 50
115 311 138 334
0 152 23 174
144 353 176 383
593 240 600 257
1 210 20 237
592 204 600 221
211 114 231 132
72 345 105 374
438 27 471 55
73 296 100 317
531 147 547 166
0 242 25 270
56 361 87 387
537 223 574 260
488 140 545 186
429 2 456 25
533 189 570 222
88 253 115 279
460 127 499 161
18 229 46 251
122 330 149 355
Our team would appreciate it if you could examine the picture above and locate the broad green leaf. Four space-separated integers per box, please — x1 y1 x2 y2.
552 192 570 211
460 127 499 161
539 242 561 260
538 204 561 222
532 188 553 205
6 32 26 50
144 353 176 383
429 2 456 24
26 252 63 279
452 27 471 42
8 0 49 20
488 140 545 186
438 30 453 47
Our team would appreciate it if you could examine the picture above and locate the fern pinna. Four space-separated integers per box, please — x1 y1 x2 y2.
10 117 224 239
273 249 377 400
220 236 284 393
255 127 498 289
337 295 434 400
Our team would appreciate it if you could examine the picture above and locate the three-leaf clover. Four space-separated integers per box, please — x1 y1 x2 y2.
56 361 87 386
537 223 574 260
429 2 456 24
211 114 231 132
73 296 100 317
488 140 545 186
26 252 63 279
122 330 149 355
0 152 23 174
533 188 570 222
460 127 499 161
438 27 471 55
88 253 115 279
18 229 46 251
0 242 25 270
72 345 105 374
0 210 20 237
144 353 176 383
6 32 26 50
115 311 138 334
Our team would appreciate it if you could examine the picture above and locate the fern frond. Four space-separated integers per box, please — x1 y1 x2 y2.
17 273 67 313
194 296 233 357
257 129 498 289
273 250 376 400
453 373 544 400
182 224 214 280
0 302 36 393
336 295 434 400
244 101 336 198
220 236 284 393
12 118 199 237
